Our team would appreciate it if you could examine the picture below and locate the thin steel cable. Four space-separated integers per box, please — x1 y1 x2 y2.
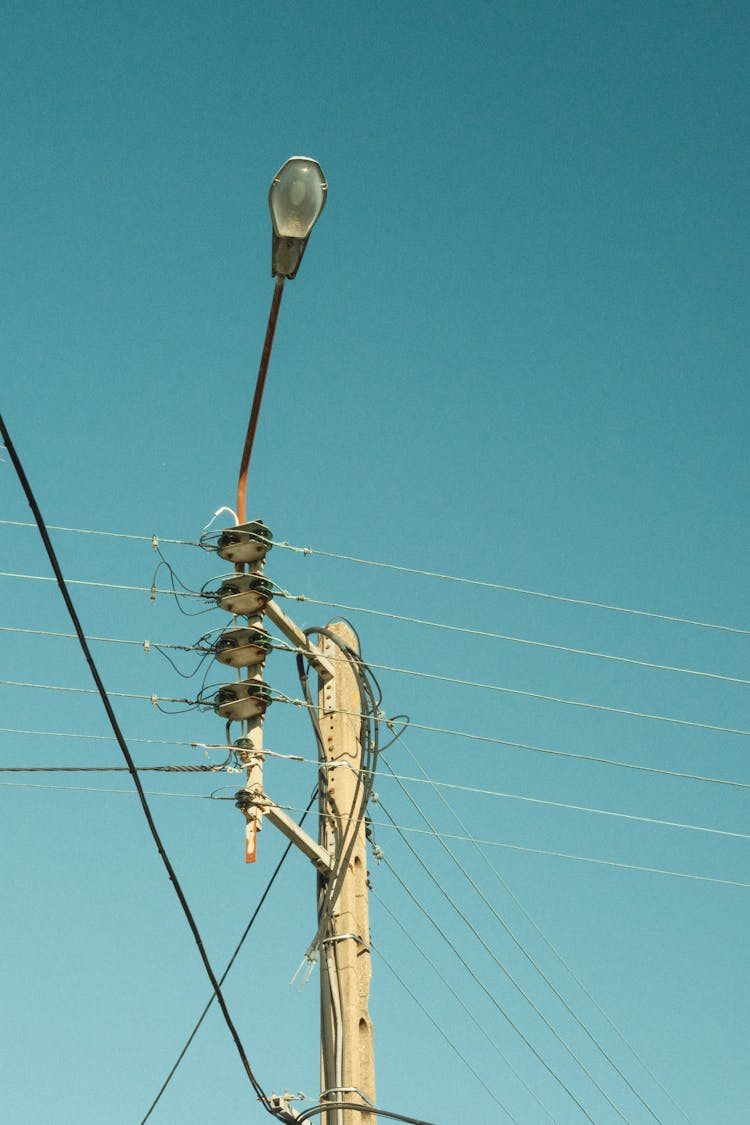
140 786 318 1124
0 570 203 598
274 541 750 637
3 780 748 890
0 624 196 652
382 754 660 1123
4 517 748 636
372 890 543 1124
4 723 750 796
277 696 750 775
0 765 226 773
0 726 188 747
0 518 194 545
378 845 595 1121
286 607 750 737
0 679 188 704
396 739 695 1125
370 940 519 1123
0 414 281 1120
377 799 621 1122
278 614 750 690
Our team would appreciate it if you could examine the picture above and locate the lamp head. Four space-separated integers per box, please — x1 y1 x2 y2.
269 156 327 278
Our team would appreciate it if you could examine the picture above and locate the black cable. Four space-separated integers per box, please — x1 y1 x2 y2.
296 1102 437 1125
0 412 287 1121
140 786 319 1124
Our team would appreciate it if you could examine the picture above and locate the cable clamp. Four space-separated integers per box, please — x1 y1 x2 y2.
321 1087 375 1107
303 546 312 557
151 535 158 550
320 933 368 950
150 584 157 602
143 639 150 654
150 693 158 707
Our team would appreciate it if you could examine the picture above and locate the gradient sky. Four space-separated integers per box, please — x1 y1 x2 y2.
2 2 749 1122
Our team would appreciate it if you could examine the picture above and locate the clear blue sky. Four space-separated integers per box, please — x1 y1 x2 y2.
2 2 749 1122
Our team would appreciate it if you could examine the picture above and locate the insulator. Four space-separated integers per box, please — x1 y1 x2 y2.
214 626 272 669
216 520 272 564
217 573 273 616
213 680 272 722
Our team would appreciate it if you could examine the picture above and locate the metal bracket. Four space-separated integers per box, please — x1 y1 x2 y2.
265 599 335 681
248 791 333 874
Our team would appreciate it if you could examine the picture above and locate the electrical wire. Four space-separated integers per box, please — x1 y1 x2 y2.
272 540 750 637
275 696 750 778
278 648 750 742
4 723 750 795
3 780 748 890
370 941 519 1123
0 412 289 1123
377 798 621 1122
377 843 593 1119
381 755 660 1122
0 570 204 598
140 785 318 1124
276 613 750 690
395 738 695 1125
5 517 746 639
372 890 537 1124
0 518 195 545
0 678 192 705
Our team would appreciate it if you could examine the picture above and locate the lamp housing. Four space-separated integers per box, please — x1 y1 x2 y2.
269 156 327 278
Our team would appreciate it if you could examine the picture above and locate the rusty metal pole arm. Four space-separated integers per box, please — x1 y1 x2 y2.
236 275 285 526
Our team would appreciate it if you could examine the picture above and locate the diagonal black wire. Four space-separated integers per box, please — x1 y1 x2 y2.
0 413 289 1122
141 786 318 1123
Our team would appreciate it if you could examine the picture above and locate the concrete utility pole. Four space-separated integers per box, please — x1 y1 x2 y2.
317 623 375 1125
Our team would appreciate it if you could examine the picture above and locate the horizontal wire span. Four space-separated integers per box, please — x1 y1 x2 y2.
5 517 748 638
0 727 189 747
0 679 187 704
0 571 203 598
1 725 746 841
3 724 750 799
292 595 750 692
370 942 518 1122
0 625 194 652
278 675 750 738
0 518 194 546
2 780 748 889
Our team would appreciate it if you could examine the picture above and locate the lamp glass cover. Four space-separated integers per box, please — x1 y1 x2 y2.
269 158 327 240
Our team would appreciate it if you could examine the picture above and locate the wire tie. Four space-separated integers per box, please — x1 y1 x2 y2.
143 639 150 654
151 535 158 550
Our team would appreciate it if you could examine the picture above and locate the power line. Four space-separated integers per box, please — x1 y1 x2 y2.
0 570 203 599
382 754 660 1122
140 786 319 1124
0 413 286 1122
5 517 747 638
279 612 750 689
4 723 750 795
356 658 750 733
0 678 189 705
378 840 595 1121
370 941 519 1123
0 624 196 653
277 696 750 770
396 738 695 1125
377 798 623 1122
3 779 748 890
0 518 194 546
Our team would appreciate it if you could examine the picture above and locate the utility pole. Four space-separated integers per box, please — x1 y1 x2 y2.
317 622 376 1125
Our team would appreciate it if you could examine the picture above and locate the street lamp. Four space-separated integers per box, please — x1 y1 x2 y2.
236 156 327 525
